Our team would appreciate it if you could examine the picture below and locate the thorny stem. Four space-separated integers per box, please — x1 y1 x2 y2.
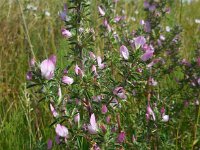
76 2 84 70
117 113 121 132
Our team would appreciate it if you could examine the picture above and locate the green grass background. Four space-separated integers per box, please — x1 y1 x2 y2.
0 0 200 149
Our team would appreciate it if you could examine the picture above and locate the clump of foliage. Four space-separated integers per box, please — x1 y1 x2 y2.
27 0 200 149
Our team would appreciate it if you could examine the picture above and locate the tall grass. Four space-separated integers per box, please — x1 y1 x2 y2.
0 0 200 149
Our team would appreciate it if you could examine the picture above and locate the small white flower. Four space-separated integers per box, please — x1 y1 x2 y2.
45 11 51 17
162 115 169 122
166 26 171 32
195 19 200 24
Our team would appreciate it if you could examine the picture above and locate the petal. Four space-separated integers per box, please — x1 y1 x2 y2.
98 6 105 16
141 50 154 61
40 59 55 80
49 55 56 65
120 45 129 60
90 113 97 129
62 76 74 85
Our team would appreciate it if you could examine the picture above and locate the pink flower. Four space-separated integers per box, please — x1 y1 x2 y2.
120 45 129 60
146 105 156 121
92 65 98 76
147 58 161 68
144 1 150 9
63 69 68 74
62 76 74 85
88 113 98 134
149 78 158 86
103 19 112 32
61 29 72 38
92 95 102 102
50 103 59 117
59 3 67 21
134 36 146 49
160 107 165 116
113 87 127 99
26 71 32 80
89 51 96 60
75 64 84 77
55 135 60 144
55 124 68 138
160 35 165 41
106 115 111 124
97 56 105 69
49 55 56 65
101 105 108 114
98 6 105 16
40 57 56 80
132 135 136 143
29 58 36 67
141 50 154 61
117 131 125 143
149 5 156 12
114 16 121 22
92 143 101 150
47 139 53 150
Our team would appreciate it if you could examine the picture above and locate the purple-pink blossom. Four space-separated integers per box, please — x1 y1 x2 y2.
92 65 98 76
59 3 67 21
101 104 108 114
26 71 32 80
106 115 111 124
55 124 68 138
47 139 53 150
89 51 96 60
114 16 122 23
62 76 74 85
61 29 72 38
29 58 35 67
50 103 59 117
98 6 105 16
117 131 126 143
103 19 111 32
97 56 105 69
120 45 129 60
134 36 146 49
49 55 56 65
146 105 156 121
113 87 127 99
88 113 98 134
40 56 56 80
75 64 84 77
141 50 154 61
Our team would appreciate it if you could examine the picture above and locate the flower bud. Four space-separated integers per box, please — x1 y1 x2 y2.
101 104 108 114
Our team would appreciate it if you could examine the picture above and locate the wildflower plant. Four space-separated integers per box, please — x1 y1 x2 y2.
27 0 200 149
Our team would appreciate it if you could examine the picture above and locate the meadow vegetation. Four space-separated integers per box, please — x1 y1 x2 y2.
0 0 200 149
